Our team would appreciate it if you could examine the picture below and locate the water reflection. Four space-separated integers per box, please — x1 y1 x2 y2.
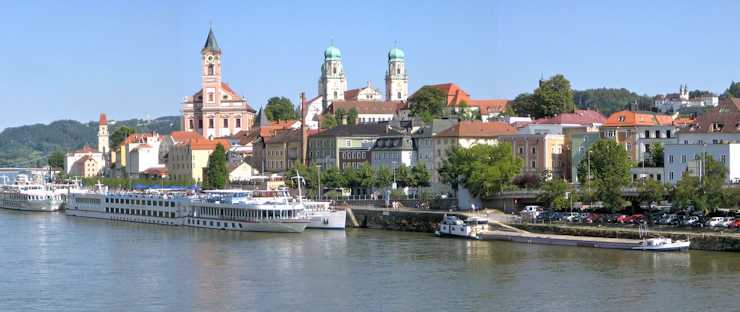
1 209 738 312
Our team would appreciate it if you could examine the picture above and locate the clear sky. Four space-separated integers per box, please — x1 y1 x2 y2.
0 0 737 130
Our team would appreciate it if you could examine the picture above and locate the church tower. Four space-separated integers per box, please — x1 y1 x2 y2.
201 27 222 109
385 47 408 101
98 113 109 154
318 44 347 108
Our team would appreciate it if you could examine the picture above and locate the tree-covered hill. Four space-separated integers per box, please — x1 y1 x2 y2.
0 116 180 167
573 88 655 115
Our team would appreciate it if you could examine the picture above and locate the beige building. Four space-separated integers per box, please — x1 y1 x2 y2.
167 136 230 183
432 121 517 186
181 27 256 138
65 146 104 177
499 133 566 179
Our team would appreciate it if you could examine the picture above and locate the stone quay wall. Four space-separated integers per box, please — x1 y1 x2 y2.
348 208 462 233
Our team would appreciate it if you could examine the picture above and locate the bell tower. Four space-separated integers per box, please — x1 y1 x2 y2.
318 44 347 108
98 113 109 154
385 47 408 101
201 27 222 108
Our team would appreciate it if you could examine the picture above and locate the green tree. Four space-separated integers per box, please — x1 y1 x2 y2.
264 96 298 121
347 108 359 125
509 93 536 117
650 143 664 167
439 143 523 199
576 139 632 211
110 126 135 149
322 166 347 189
374 166 393 188
286 162 320 197
573 88 654 115
356 163 375 190
395 164 412 188
637 178 666 206
204 144 228 189
409 86 447 123
47 150 65 170
533 74 576 118
537 179 570 210
410 163 431 188
723 81 740 98
457 100 477 121
321 115 338 129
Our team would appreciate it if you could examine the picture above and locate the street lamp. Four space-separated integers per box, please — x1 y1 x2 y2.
392 160 397 189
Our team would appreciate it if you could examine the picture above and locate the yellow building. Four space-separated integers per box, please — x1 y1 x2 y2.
167 136 230 182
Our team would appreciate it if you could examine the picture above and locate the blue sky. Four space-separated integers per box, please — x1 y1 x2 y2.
0 0 737 130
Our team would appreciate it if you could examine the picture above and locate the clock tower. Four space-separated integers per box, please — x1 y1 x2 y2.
181 26 256 138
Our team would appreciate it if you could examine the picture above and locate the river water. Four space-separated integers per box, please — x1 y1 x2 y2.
1 210 738 312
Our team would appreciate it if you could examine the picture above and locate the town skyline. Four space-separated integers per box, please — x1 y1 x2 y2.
1 0 739 130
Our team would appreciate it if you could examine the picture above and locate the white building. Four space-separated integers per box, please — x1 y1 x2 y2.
370 134 415 170
663 143 740 184
655 84 719 113
65 146 104 177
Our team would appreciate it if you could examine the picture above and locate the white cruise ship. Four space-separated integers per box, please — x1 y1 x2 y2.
66 188 189 226
187 190 309 233
0 175 66 211
303 200 346 229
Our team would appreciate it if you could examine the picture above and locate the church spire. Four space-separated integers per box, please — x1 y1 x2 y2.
202 26 221 53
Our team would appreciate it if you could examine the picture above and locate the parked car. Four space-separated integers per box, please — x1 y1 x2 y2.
564 212 581 222
684 216 701 227
730 218 740 229
721 217 735 228
585 213 603 224
707 217 726 227
616 214 630 224
603 214 619 223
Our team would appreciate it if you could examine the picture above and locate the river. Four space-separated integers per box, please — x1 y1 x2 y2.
0 209 738 312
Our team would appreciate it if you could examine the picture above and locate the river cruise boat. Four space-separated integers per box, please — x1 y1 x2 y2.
303 200 346 229
435 215 488 239
631 237 691 251
66 188 189 226
0 175 69 211
186 190 309 233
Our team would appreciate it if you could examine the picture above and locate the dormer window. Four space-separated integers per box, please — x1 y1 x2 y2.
618 116 625 122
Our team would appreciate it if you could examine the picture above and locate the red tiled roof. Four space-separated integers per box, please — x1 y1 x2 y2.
122 133 153 145
534 109 607 125
604 111 674 127
344 88 361 100
435 121 517 138
188 137 231 151
99 113 107 125
169 131 201 143
143 167 168 175
74 145 97 154
672 117 695 127
469 99 510 114
684 98 739 134
424 83 471 106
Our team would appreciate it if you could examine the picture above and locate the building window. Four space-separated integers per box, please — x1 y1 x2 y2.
519 147 523 155
208 64 214 75
208 118 214 129
531 147 536 154
618 116 625 122
531 160 536 168
188 119 194 129
397 92 401 99
332 66 337 74
208 93 214 102
396 68 400 75
669 172 674 180
681 155 686 163
333 91 338 98
657 174 662 181
236 118 241 128
721 155 727 163
223 118 228 128
198 119 203 129
666 130 671 138
655 130 660 138
644 130 650 138
669 155 674 164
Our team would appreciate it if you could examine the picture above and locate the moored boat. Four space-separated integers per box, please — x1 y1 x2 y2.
435 214 488 239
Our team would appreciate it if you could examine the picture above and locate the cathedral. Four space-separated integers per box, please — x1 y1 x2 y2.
304 44 409 129
181 28 256 138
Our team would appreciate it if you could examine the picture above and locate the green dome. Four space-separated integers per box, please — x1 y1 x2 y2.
324 45 342 60
388 47 405 61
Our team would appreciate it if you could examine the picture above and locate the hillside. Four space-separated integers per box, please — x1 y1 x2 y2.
573 88 655 115
0 116 180 167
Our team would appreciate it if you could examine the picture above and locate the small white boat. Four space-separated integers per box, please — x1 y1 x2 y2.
632 237 690 251
435 214 488 239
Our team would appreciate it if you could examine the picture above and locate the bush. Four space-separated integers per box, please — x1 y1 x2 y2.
390 189 406 200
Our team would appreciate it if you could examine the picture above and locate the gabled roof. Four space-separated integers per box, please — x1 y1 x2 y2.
469 99 510 114
604 111 674 127
435 121 517 138
683 98 740 134
202 28 220 53
330 100 403 115
74 145 97 154
188 137 231 151
534 110 607 125
424 83 471 106
263 128 303 144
